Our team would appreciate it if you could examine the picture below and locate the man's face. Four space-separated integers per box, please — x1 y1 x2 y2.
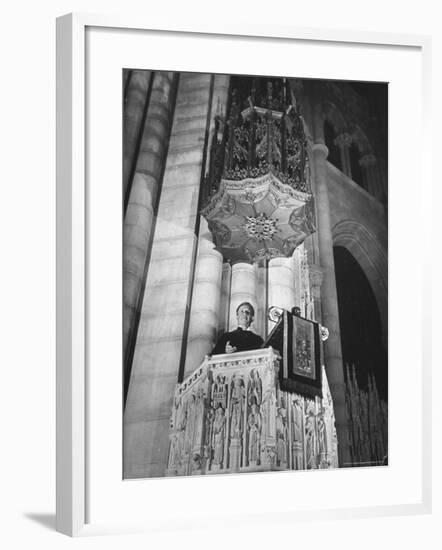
237 304 253 329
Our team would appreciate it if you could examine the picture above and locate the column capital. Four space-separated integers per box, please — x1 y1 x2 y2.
333 132 352 148
359 152 377 168
312 143 329 159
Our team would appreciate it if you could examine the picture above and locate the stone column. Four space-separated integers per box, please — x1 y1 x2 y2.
229 263 258 331
183 219 223 378
255 262 267 339
123 70 152 200
312 138 351 467
292 246 307 316
268 256 295 332
123 72 175 365
334 132 352 179
183 75 230 377
124 73 213 479
308 264 323 324
359 153 379 199
218 263 232 336
304 135 322 270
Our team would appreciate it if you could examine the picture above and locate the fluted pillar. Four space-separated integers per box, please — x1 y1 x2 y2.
183 219 223 378
123 72 175 367
359 153 380 200
268 257 295 332
334 132 352 179
312 141 350 467
218 263 232 336
123 70 152 199
229 263 258 331
255 262 267 339
124 73 213 478
183 75 230 376
308 264 323 324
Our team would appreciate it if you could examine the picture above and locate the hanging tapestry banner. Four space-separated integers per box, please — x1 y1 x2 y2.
264 310 322 398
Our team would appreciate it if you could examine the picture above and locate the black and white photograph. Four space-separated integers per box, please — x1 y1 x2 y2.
1 0 438 544
122 71 388 479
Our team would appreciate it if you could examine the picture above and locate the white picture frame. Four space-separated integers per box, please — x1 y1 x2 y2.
56 12 432 537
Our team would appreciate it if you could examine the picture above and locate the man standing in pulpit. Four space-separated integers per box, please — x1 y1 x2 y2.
212 302 264 355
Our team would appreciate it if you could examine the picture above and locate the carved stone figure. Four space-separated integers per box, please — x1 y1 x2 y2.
192 386 206 452
262 370 277 439
172 398 187 467
230 376 244 439
305 411 316 469
212 375 228 409
292 397 303 442
317 411 327 455
212 406 226 466
276 408 287 465
168 433 180 469
184 396 196 455
204 407 215 464
247 403 262 465
316 409 329 468
247 369 262 407
248 414 259 463
175 397 187 432
167 349 340 476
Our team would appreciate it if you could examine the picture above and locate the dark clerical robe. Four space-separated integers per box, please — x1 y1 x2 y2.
211 327 264 356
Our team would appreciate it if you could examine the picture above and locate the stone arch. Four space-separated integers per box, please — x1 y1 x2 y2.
322 102 373 155
322 102 348 172
332 220 387 343
323 101 347 134
349 123 372 155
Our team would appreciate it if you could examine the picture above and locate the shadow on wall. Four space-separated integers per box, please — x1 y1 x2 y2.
24 513 56 531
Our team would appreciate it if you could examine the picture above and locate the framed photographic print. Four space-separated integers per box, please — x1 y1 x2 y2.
56 13 432 536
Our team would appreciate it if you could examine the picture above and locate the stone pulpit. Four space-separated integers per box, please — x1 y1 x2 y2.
167 347 338 476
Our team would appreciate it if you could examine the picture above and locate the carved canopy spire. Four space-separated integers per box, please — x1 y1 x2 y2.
202 76 316 264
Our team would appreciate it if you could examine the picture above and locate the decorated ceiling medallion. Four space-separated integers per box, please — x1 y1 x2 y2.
243 213 277 241
201 77 316 264
202 173 315 263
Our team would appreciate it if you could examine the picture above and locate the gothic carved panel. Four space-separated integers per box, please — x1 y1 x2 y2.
167 349 338 476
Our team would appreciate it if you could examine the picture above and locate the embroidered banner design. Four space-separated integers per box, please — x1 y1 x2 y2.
264 310 322 398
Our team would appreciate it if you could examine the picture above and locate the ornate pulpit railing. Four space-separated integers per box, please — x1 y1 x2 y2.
167 347 338 477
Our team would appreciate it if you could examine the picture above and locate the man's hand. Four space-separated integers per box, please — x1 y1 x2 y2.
225 341 237 354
